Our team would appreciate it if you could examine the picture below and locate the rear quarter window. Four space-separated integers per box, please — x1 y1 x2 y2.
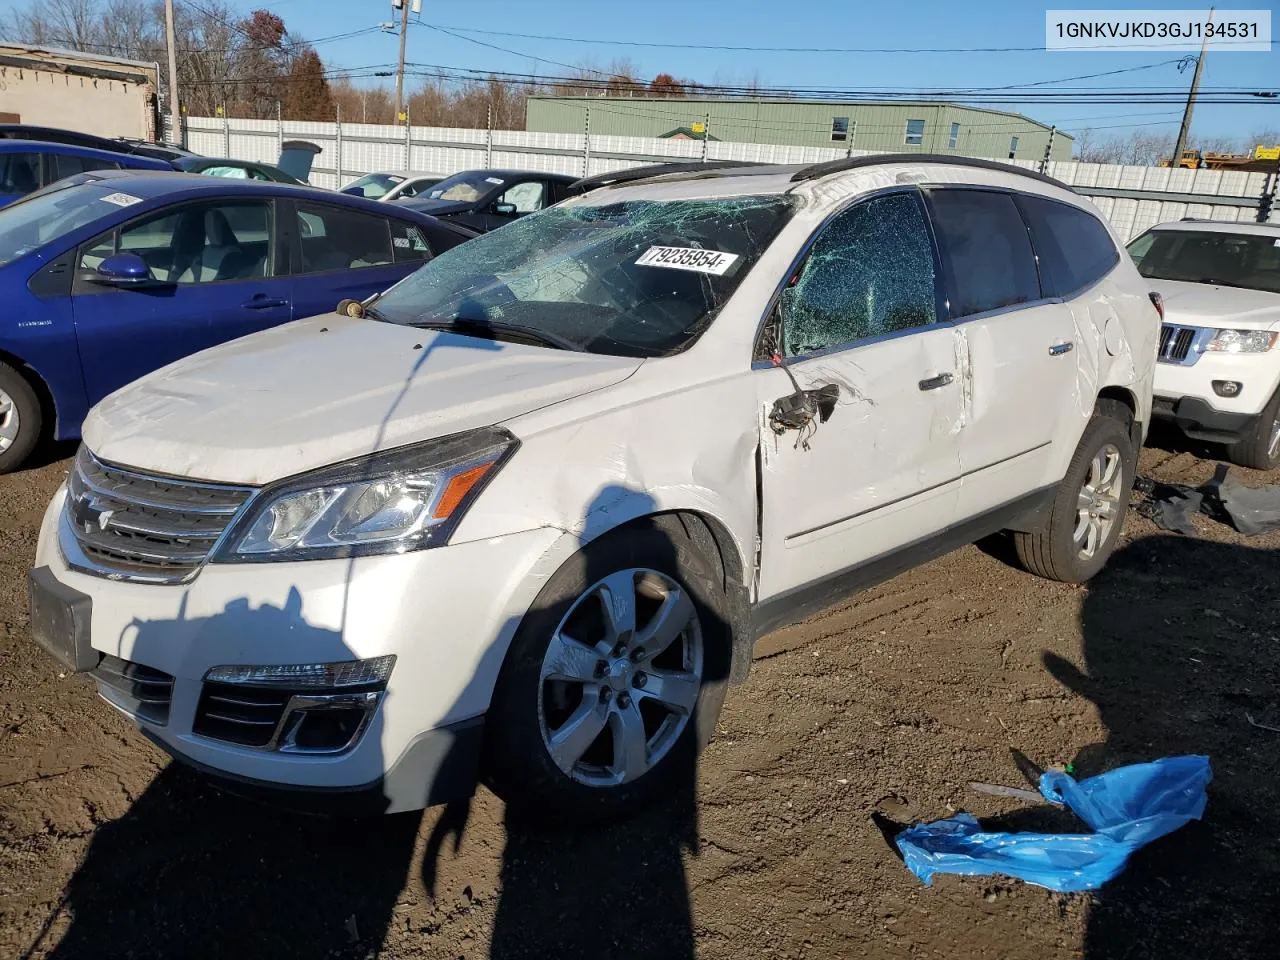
1018 195 1119 297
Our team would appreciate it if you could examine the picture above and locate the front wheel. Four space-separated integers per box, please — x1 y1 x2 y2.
1226 385 1280 471
484 518 731 822
0 361 42 475
1013 403 1137 583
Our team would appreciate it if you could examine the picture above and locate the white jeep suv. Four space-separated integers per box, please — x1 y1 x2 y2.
1127 219 1280 469
29 156 1158 819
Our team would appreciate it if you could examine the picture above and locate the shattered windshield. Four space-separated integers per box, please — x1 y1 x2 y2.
1128 229 1280 294
371 195 797 357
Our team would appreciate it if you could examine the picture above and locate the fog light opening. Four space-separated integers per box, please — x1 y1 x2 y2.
1212 380 1243 398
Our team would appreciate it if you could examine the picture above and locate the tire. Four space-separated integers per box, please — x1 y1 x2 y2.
1013 401 1137 584
0 361 42 475
1226 385 1280 471
484 516 731 822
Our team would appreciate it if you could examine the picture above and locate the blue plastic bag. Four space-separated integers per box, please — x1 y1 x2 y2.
895 756 1211 893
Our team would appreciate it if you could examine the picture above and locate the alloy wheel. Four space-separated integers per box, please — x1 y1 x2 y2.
537 568 703 788
1074 443 1124 559
0 388 19 453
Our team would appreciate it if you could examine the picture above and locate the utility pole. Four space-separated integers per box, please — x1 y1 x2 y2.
163 0 180 143
1039 126 1057 174
393 0 412 123
1172 6 1214 166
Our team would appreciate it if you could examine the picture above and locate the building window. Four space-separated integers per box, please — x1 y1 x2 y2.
905 119 926 146
948 122 960 150
1009 136 1019 158
830 117 849 142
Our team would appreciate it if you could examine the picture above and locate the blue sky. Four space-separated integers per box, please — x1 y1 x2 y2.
15 0 1280 140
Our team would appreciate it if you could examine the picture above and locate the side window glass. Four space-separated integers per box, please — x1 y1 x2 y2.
79 202 273 283
390 220 432 263
203 165 249 179
296 202 394 272
781 191 938 357
1018 194 1119 297
499 181 545 214
79 231 118 273
929 190 1039 318
53 154 115 180
0 152 41 194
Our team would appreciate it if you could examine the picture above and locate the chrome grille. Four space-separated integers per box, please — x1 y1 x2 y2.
1158 324 1204 365
63 447 255 582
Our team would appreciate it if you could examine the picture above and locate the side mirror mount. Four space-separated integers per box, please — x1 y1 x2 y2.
92 253 155 288
492 202 517 216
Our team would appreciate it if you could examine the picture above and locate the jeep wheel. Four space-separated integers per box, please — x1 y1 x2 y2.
0 361 42 475
1226 385 1280 471
484 517 730 821
1013 402 1137 583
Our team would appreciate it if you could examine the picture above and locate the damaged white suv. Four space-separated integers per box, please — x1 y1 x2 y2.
29 156 1157 819
1127 219 1280 469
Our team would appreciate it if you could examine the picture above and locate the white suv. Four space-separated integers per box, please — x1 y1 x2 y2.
1127 219 1280 469
29 156 1158 819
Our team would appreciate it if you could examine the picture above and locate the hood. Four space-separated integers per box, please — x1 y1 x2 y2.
1150 279 1280 329
83 315 642 485
397 198 476 216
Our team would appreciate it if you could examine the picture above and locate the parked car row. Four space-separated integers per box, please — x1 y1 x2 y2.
12 146 1277 823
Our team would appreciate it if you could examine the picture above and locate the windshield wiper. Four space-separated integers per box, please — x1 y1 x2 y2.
412 317 580 352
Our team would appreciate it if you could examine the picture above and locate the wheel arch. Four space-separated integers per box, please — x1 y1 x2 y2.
0 347 58 440
1096 384 1142 448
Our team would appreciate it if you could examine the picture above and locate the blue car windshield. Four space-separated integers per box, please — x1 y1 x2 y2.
0 182 125 268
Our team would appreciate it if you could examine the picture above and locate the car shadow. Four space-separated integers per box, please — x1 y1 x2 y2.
1044 535 1280 960
27 486 725 959
422 489 728 959
24 590 421 960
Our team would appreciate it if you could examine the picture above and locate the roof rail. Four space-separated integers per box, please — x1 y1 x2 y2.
569 160 769 193
789 153 1073 191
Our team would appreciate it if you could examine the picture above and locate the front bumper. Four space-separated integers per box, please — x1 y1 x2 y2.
1152 348 1280 443
1151 395 1257 444
32 484 568 812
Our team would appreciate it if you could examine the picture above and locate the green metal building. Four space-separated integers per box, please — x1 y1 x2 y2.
525 97 1074 161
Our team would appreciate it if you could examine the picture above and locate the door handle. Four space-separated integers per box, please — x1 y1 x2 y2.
918 372 954 391
1049 341 1074 356
242 297 289 310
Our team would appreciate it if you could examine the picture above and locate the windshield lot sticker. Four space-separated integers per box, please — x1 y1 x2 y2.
636 246 739 275
485 177 505 185
101 192 142 207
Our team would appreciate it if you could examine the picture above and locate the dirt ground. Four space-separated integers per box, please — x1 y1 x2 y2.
2 434 1278 960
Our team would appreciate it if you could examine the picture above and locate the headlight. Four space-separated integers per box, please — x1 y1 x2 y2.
213 427 517 562
1206 329 1278 354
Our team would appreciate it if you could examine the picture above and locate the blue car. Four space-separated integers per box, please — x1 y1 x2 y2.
0 139 171 207
0 170 476 471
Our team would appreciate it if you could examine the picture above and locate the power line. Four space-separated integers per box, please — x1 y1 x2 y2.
417 22 1277 54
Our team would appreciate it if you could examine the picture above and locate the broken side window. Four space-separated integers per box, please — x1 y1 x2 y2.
781 190 938 357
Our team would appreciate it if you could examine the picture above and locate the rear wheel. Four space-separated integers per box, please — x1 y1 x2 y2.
484 518 730 822
1013 402 1136 583
0 361 42 475
1226 385 1280 471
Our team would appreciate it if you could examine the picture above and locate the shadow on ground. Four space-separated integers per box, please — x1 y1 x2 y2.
1048 535 1280 959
